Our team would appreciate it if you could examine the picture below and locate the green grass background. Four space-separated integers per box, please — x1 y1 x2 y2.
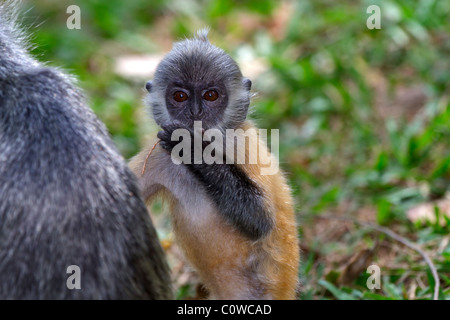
22 0 449 299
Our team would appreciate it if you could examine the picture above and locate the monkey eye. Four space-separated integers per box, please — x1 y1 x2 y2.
173 91 188 102
203 90 219 102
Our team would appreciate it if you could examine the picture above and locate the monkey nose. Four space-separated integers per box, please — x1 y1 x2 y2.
189 104 203 117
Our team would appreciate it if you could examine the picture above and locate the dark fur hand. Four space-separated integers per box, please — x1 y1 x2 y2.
157 121 208 154
157 122 273 240
157 121 186 152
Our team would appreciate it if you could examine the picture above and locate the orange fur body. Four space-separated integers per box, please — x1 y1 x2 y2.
129 120 299 299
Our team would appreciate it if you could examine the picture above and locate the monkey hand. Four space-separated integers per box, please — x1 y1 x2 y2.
157 121 186 152
157 121 210 155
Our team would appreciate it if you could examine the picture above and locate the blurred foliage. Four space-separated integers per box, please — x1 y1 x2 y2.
22 0 449 300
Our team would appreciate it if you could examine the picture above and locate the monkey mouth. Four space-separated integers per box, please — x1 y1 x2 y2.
183 118 213 129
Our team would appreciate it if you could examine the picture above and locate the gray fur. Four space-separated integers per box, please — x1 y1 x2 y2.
146 29 251 131
0 3 172 299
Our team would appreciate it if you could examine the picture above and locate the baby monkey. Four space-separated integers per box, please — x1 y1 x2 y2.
129 30 299 299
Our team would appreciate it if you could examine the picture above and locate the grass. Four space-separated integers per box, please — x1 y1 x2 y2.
23 0 450 300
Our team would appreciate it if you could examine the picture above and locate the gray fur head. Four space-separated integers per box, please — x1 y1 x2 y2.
0 2 39 78
146 29 252 131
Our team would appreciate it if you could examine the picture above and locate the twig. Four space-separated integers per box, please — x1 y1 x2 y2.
315 214 440 300
141 140 161 176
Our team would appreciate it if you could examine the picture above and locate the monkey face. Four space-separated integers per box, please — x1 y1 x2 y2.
146 30 252 131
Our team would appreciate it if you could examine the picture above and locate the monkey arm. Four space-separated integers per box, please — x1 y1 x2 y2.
156 122 274 240
129 146 165 201
185 162 275 240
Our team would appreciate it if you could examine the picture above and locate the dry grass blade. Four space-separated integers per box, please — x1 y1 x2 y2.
141 140 161 176
316 214 441 300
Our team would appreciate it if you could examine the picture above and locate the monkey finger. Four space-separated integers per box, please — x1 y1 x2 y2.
157 130 171 142
159 140 173 152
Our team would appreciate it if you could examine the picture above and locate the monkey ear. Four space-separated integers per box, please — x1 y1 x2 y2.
242 78 252 91
145 81 153 93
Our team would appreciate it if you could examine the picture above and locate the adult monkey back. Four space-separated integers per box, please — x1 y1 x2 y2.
0 3 172 299
129 30 300 299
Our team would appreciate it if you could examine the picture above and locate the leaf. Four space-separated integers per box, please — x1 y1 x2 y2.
377 199 393 225
430 157 450 179
383 282 404 300
318 280 357 300
363 292 396 300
